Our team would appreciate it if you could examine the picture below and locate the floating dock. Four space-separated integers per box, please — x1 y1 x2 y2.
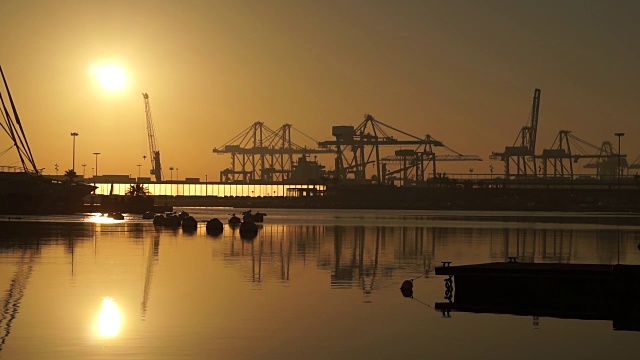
434 261 640 331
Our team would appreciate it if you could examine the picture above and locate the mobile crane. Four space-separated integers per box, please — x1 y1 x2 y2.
142 93 163 182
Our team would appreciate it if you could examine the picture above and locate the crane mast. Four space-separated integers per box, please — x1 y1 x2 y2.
490 88 541 178
142 93 163 182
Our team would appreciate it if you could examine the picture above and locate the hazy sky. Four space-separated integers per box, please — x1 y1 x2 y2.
1 0 638 179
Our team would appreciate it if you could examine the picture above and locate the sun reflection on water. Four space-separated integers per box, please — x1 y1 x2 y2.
85 213 123 224
98 297 121 337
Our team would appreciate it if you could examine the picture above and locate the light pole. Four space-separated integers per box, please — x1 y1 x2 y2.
176 168 179 180
614 132 624 186
70 132 79 172
137 164 142 178
93 152 101 177
169 166 174 181
82 163 87 177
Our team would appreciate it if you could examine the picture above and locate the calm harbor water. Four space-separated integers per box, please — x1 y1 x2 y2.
1 208 640 360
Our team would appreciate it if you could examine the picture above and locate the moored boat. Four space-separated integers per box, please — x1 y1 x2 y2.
241 210 266 222
0 66 96 214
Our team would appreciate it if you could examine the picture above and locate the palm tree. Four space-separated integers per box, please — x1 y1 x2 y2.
64 169 77 182
126 183 151 197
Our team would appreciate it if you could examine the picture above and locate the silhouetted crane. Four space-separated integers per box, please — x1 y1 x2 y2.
213 122 334 183
142 93 163 182
380 133 482 185
491 89 542 178
538 130 627 179
318 114 447 183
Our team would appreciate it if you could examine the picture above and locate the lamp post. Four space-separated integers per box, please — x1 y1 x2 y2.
82 163 86 177
93 152 101 177
176 168 179 180
614 132 624 186
169 166 174 181
137 164 142 178
70 132 79 172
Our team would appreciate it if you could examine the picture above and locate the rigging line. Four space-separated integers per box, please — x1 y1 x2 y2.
372 117 423 141
568 133 600 151
426 134 463 156
0 66 38 174
409 296 431 307
291 126 320 144
0 89 28 172
217 122 256 148
0 145 15 157
409 268 434 281
0 109 10 136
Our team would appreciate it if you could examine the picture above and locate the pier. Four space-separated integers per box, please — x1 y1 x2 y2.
435 261 640 331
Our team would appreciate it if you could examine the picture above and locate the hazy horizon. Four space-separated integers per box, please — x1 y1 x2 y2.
1 0 638 180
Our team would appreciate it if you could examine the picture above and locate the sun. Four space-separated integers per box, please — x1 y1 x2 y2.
93 64 127 91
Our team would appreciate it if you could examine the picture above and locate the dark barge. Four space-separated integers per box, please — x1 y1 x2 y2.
434 261 640 331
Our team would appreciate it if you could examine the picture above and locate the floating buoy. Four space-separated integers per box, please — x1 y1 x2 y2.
239 220 259 240
400 280 414 298
400 279 413 291
153 214 166 226
181 216 198 231
228 214 241 226
206 218 223 235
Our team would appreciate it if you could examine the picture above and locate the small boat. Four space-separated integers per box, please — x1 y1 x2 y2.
0 66 97 215
242 210 266 222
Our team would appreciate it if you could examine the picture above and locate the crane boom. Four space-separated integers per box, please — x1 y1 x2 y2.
142 93 163 182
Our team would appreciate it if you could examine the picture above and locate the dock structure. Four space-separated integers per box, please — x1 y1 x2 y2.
434 261 640 331
435 261 616 279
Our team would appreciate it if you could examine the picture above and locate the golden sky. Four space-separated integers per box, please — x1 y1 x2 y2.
1 0 638 179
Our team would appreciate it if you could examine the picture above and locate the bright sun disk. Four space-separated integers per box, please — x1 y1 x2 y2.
94 65 126 91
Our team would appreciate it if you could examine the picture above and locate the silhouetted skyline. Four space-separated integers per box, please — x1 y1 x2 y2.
1 0 638 179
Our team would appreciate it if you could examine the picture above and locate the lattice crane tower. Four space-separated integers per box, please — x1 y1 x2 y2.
142 93 163 182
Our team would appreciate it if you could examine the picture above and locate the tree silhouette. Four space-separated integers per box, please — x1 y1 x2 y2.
126 183 151 196
64 169 77 182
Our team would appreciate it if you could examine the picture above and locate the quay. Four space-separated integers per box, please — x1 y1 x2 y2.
434 261 640 331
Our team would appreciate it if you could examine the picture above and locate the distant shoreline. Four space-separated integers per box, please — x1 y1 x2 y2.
136 195 640 226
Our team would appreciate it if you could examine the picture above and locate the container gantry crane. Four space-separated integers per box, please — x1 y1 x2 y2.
490 89 541 178
380 133 482 186
318 114 462 183
213 122 334 183
538 130 627 179
142 93 163 182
